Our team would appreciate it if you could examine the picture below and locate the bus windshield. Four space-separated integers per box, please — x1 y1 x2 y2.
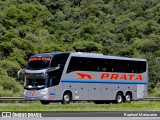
27 57 51 70
24 78 47 89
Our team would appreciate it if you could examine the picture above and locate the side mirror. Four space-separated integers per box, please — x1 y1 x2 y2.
43 66 60 76
17 69 25 79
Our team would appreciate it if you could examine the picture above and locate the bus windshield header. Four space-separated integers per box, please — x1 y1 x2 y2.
27 57 51 70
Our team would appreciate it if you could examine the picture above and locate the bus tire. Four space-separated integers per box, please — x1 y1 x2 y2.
124 92 132 103
40 100 50 105
61 92 71 104
115 92 123 104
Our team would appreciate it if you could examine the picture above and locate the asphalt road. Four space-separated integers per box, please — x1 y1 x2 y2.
1 112 160 120
1 117 160 120
0 102 160 120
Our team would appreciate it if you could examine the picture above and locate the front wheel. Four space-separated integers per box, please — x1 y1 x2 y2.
61 92 71 104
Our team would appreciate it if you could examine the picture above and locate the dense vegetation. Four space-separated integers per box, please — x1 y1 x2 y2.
0 0 160 97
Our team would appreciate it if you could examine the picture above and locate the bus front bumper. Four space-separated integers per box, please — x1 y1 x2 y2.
23 89 49 100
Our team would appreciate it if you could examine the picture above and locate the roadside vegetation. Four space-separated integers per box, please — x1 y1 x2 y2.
0 0 160 97
0 101 160 111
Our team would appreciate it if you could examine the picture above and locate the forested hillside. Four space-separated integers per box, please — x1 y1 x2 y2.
0 0 160 96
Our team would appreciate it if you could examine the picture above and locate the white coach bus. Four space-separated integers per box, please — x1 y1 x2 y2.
18 52 148 104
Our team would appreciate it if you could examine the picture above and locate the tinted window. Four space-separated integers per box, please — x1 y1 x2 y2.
67 57 146 73
50 53 69 67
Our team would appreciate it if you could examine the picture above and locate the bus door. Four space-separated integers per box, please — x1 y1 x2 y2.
48 54 69 100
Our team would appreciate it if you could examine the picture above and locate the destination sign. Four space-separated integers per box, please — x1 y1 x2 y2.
28 57 51 61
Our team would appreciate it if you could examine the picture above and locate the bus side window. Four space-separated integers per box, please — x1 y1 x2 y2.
67 57 80 73
100 60 108 72
51 54 68 68
102 68 107 72
51 56 59 67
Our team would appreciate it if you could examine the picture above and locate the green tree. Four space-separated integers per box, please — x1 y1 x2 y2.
72 40 102 52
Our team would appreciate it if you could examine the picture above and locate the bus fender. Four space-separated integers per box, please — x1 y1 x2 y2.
61 89 73 100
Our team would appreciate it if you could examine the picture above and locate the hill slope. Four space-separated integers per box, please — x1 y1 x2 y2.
0 0 160 96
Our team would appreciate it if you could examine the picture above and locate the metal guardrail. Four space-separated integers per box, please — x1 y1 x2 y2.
143 97 160 101
0 97 160 101
0 97 24 101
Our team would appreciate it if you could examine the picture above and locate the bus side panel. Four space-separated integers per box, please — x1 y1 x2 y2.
99 84 136 100
61 82 88 101
88 83 100 100
60 72 148 101
48 85 63 101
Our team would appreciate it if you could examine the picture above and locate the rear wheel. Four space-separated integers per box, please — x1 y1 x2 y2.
61 92 71 104
115 92 123 104
40 100 50 105
124 92 132 103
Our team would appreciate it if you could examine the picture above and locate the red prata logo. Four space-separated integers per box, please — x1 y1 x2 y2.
76 72 142 81
76 72 94 79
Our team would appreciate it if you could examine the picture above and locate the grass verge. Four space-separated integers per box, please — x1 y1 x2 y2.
0 101 160 111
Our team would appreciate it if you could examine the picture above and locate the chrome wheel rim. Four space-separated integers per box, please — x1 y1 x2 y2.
117 95 122 103
126 95 131 102
64 95 70 102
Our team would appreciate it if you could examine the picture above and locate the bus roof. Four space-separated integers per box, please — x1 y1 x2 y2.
70 52 147 62
31 52 69 57
30 52 147 62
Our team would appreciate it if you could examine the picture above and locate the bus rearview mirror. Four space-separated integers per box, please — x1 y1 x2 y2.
17 69 25 80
